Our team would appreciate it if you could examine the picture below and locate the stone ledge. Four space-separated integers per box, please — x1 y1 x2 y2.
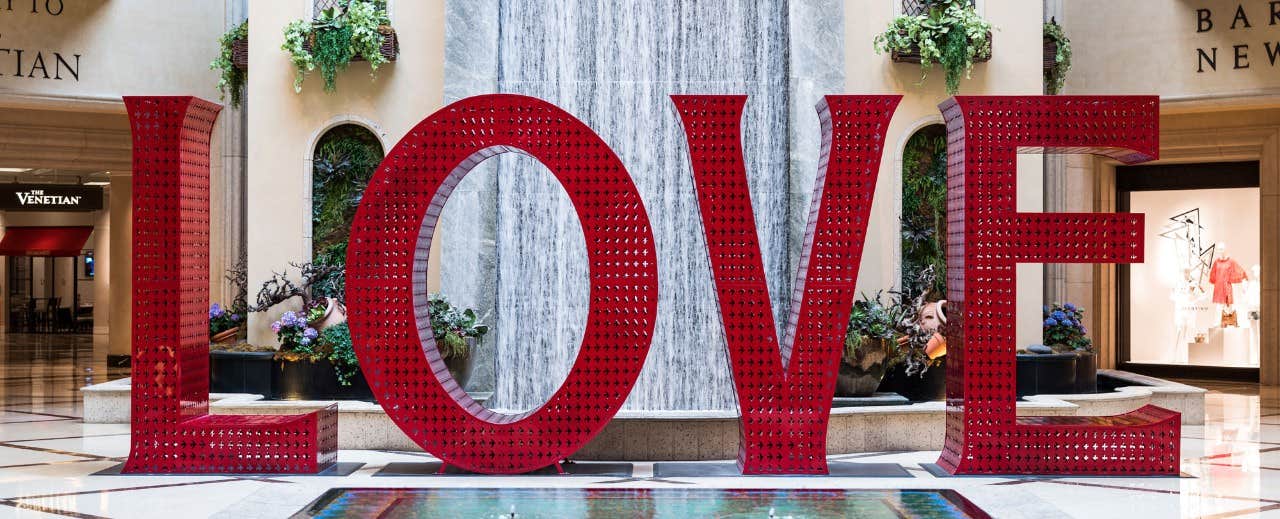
82 370 1205 460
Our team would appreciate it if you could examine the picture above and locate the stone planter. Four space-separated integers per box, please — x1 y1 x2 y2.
273 358 374 402
209 351 274 398
835 337 893 397
1075 351 1098 394
877 361 946 402
1016 353 1077 398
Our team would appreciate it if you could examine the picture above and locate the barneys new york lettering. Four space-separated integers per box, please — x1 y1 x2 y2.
124 94 1180 477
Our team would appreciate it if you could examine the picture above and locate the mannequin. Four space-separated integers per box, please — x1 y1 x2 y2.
1171 267 1207 354
1209 242 1248 327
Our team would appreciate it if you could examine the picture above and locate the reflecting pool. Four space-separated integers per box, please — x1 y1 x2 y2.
295 488 990 518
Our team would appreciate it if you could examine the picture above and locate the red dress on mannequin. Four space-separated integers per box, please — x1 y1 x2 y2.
1209 257 1247 305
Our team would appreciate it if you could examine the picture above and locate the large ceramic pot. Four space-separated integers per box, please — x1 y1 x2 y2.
307 298 348 330
439 337 477 388
1015 353 1077 398
877 361 946 401
210 350 274 398
210 326 240 345
835 337 893 397
1074 350 1097 394
273 358 374 402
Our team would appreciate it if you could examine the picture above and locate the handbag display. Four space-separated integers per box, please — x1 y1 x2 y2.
1220 309 1238 328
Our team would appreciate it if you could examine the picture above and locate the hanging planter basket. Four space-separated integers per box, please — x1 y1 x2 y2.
303 24 399 63
890 30 993 64
230 36 249 71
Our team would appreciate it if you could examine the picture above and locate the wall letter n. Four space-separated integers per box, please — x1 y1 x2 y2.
937 96 1180 475
673 95 901 475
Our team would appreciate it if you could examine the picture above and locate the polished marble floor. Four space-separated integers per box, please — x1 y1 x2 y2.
0 333 1277 518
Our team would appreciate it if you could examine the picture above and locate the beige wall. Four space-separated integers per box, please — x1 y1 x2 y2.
0 0 226 111
1061 0 1280 108
245 0 446 345
0 0 240 355
845 0 1047 348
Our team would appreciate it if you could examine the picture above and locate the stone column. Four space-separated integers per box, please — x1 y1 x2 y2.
108 173 132 358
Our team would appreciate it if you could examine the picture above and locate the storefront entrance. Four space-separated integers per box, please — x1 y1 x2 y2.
2 226 95 333
1117 161 1262 381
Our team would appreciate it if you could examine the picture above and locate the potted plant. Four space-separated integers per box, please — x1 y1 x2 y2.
269 310 371 401
838 294 902 397
1017 303 1094 396
876 267 948 401
250 261 346 327
873 0 994 95
426 294 489 388
1043 18 1072 95
281 0 398 93
211 19 248 109
208 302 243 345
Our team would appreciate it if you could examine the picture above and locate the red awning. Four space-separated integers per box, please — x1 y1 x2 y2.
0 226 93 257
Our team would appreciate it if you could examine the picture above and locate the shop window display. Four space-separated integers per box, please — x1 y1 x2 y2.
1127 187 1260 368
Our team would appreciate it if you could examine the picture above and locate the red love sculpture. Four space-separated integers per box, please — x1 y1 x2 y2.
936 96 1180 475
123 96 337 474
673 95 902 474
345 94 659 474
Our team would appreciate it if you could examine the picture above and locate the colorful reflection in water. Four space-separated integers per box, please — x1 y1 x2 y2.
295 488 990 519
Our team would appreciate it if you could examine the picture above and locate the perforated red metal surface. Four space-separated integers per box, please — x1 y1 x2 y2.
936 96 1180 475
673 95 901 475
122 96 338 474
346 94 659 475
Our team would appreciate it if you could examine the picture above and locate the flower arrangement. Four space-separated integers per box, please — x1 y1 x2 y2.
272 310 319 352
208 302 243 339
282 0 392 93
427 294 488 360
873 0 993 95
211 20 248 108
1043 18 1072 95
1043 302 1091 352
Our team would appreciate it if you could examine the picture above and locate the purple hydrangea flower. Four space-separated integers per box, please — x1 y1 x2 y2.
300 337 311 346
209 303 224 318
271 321 282 333
1044 318 1058 327
230 314 241 322
303 327 318 340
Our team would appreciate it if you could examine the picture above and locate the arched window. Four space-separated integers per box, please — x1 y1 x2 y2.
311 124 384 271
900 124 948 300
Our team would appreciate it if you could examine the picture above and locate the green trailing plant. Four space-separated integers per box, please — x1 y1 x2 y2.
873 0 993 95
844 292 907 363
319 323 360 386
427 294 489 360
211 20 248 108
281 0 391 93
1043 18 1072 95
900 126 948 300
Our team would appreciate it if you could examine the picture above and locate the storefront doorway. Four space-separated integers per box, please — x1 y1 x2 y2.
1117 161 1262 381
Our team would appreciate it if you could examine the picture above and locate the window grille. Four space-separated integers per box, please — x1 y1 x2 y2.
901 0 976 16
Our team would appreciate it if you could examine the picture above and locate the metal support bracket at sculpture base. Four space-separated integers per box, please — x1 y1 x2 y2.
120 96 338 474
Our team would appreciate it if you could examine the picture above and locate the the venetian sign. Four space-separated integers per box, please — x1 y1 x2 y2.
0 184 101 211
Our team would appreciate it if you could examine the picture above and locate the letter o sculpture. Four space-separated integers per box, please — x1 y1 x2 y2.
346 94 659 474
